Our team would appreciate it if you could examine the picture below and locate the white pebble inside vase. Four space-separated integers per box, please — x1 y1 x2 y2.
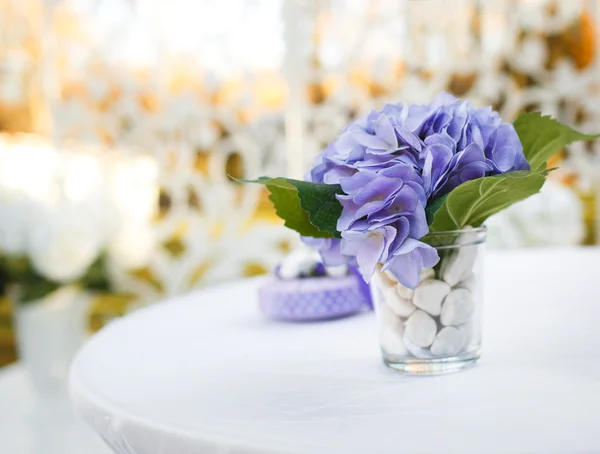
371 227 486 375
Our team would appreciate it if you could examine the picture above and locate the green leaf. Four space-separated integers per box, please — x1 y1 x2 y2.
81 255 111 293
243 177 344 238
291 179 345 238
19 279 61 304
425 194 448 225
428 171 547 232
514 112 600 171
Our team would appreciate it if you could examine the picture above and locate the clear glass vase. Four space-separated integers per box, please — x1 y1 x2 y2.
371 227 486 375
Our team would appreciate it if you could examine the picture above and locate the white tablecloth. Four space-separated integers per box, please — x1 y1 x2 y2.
70 248 600 454
0 365 110 454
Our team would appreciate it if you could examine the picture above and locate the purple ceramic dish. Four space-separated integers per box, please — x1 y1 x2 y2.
258 273 371 322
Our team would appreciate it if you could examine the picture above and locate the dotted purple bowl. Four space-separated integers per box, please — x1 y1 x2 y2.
258 274 369 322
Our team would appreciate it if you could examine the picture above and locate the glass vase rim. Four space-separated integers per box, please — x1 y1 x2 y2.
424 226 487 249
425 226 487 236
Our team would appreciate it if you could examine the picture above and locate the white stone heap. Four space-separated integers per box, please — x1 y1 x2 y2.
376 233 479 360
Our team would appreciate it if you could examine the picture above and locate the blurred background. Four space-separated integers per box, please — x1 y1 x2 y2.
0 0 599 369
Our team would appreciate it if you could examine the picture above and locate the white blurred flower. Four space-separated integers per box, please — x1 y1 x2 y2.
0 139 58 204
27 200 104 283
0 138 56 256
0 135 160 292
109 154 159 223
59 151 120 244
104 153 159 274
62 152 103 203
486 180 584 249
107 222 156 271
484 210 526 250
0 192 33 255
278 248 321 279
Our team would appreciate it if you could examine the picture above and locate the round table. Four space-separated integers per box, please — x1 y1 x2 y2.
70 248 600 454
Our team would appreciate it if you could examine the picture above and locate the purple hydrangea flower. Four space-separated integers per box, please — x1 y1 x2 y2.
305 92 529 288
334 164 438 287
419 92 529 198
